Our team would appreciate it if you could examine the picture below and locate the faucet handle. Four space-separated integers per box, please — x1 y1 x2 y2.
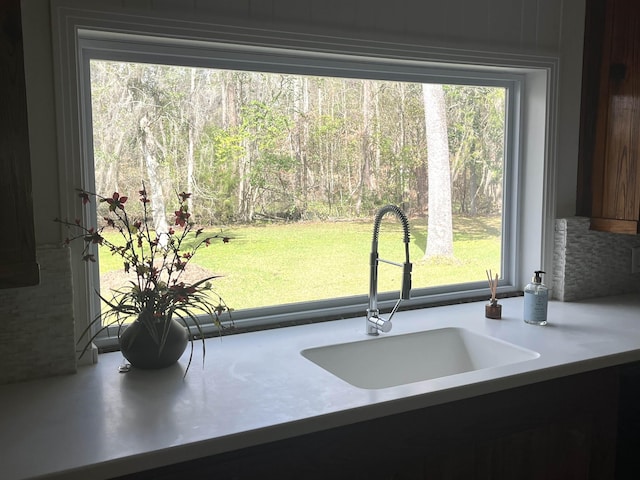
367 298 403 335
368 315 392 333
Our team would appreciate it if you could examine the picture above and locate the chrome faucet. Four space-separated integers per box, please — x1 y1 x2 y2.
366 205 412 335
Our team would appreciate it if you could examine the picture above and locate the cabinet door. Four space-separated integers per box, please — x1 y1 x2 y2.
0 0 39 287
591 0 640 234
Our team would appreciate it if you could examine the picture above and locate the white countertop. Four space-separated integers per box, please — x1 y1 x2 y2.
2 294 640 480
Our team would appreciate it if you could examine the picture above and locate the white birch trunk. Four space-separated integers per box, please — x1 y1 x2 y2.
140 115 169 246
422 83 454 259
186 69 196 213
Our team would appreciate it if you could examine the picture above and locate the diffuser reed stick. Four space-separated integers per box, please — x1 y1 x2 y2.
486 269 498 303
485 270 501 319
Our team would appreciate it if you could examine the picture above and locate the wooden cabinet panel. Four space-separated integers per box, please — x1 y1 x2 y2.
0 0 39 286
577 0 607 218
586 0 640 233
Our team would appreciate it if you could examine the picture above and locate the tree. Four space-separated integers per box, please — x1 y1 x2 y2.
356 80 376 214
90 62 505 225
445 86 504 215
422 83 454 259
139 114 170 243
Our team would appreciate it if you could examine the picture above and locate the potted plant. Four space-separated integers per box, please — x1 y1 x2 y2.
55 186 232 373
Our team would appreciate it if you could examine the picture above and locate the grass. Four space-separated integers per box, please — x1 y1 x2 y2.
98 215 501 311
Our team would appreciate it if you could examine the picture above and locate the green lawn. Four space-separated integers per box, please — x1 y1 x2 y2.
98 216 501 311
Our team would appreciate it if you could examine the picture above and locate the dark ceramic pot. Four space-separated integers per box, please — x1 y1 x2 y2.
119 313 189 369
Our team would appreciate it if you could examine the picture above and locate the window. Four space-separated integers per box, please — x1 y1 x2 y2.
52 11 556 349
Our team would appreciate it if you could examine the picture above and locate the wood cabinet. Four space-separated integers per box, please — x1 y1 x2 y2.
114 368 619 480
579 0 640 234
0 0 39 287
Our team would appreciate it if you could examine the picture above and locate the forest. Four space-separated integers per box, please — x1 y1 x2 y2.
89 60 506 230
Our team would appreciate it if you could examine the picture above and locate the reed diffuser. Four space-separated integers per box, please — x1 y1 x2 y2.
485 269 501 319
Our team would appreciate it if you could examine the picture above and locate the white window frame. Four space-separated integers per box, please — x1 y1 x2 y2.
51 2 557 354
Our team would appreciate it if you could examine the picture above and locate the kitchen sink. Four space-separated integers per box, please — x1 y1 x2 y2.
301 327 539 389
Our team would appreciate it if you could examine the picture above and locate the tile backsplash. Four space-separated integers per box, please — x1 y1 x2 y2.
0 246 76 384
553 217 640 301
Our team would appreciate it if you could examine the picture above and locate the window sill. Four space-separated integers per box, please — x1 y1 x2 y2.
94 287 524 352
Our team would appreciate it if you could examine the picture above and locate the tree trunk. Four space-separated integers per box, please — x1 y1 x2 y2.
237 145 251 221
186 69 196 213
140 115 170 244
470 161 478 216
357 81 376 214
292 76 310 212
422 83 454 259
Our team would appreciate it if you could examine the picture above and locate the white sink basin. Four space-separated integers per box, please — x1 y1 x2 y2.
301 327 539 389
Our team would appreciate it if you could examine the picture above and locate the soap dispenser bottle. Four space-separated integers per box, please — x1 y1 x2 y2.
524 270 548 325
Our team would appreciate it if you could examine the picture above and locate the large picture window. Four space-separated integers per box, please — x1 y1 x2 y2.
52 17 554 346
88 58 511 319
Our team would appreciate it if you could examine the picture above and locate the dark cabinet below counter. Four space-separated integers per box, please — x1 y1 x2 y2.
114 367 621 480
616 362 640 479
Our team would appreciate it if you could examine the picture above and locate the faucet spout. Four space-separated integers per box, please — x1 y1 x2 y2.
366 205 412 335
